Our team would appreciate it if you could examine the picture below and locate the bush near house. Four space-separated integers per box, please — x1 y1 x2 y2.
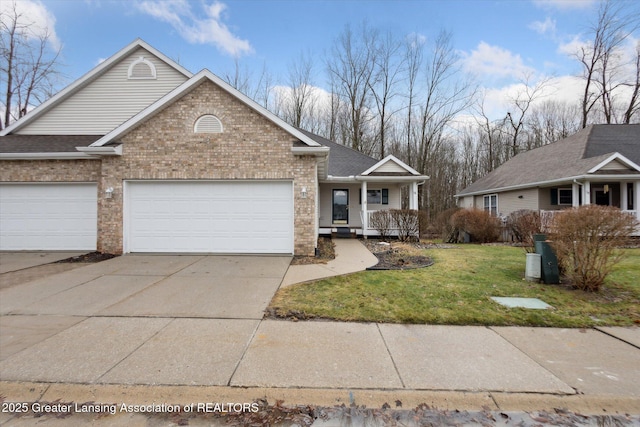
450 208 501 243
506 209 542 252
369 210 393 241
549 205 638 292
390 209 420 242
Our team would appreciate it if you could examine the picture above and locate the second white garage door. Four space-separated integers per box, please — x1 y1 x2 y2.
126 181 293 254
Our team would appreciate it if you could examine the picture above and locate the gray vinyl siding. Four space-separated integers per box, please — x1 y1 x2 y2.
496 188 539 216
18 48 188 135
318 183 402 228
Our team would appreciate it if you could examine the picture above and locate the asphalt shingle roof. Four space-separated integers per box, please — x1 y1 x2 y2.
0 135 101 153
457 124 640 196
296 128 379 176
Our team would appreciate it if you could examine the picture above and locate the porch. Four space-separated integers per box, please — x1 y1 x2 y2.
318 180 421 238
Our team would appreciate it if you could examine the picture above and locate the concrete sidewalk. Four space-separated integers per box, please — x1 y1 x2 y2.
281 238 379 286
1 241 640 425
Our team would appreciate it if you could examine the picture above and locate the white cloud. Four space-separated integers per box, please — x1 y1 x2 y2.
529 17 557 37
532 0 596 10
461 42 535 80
134 0 253 56
0 0 61 50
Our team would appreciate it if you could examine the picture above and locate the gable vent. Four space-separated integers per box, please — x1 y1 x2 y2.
128 56 156 79
194 115 223 133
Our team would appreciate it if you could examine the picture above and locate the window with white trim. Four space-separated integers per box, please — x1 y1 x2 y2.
128 56 156 79
360 188 389 205
194 115 223 133
558 188 572 205
484 194 498 216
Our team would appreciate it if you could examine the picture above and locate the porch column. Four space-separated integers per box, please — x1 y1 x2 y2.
620 180 628 210
635 181 640 217
409 181 419 210
361 181 368 236
572 182 580 207
582 180 591 205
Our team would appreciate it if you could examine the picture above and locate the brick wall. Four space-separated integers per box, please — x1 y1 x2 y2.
99 80 317 255
0 159 100 182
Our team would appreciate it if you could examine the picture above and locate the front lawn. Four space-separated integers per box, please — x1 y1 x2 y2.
269 244 640 327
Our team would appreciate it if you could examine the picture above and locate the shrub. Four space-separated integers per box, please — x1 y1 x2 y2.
506 209 541 252
434 207 461 242
369 210 393 241
549 205 638 292
450 208 500 243
390 209 419 242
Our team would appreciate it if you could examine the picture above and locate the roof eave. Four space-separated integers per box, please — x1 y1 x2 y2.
0 38 192 137
455 173 640 198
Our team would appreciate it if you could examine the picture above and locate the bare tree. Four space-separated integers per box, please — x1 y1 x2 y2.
369 31 404 158
575 0 640 127
281 51 315 128
402 33 423 167
222 58 273 108
505 73 551 155
326 22 379 154
1 1 61 129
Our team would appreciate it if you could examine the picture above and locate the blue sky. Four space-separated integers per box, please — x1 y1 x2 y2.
4 0 640 118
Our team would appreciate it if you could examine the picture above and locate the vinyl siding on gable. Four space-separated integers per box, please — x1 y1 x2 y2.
374 161 407 174
18 48 188 135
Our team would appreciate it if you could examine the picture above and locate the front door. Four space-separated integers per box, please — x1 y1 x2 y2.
594 188 611 206
332 189 349 224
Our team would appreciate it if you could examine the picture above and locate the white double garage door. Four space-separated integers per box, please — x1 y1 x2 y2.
0 181 294 254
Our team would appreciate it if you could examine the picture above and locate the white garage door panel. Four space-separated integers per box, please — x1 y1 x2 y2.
127 181 293 253
0 183 97 250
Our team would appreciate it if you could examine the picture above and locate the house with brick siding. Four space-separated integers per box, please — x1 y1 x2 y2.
0 39 427 256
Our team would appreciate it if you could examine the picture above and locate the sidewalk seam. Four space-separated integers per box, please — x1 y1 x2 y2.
226 318 263 387
594 327 640 350
487 327 577 395
376 323 406 389
94 317 175 383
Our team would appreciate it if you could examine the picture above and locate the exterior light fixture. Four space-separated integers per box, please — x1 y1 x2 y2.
105 187 114 199
301 187 308 198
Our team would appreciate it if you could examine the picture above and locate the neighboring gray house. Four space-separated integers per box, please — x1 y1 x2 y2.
455 124 640 225
0 39 427 254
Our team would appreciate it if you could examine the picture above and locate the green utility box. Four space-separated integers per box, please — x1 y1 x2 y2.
533 234 560 284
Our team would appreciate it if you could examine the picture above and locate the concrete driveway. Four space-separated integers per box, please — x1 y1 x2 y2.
0 254 291 319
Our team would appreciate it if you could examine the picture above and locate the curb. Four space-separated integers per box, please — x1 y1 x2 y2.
1 381 638 415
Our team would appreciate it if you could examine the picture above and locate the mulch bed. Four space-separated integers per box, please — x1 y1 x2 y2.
290 237 335 265
362 239 435 270
54 251 117 263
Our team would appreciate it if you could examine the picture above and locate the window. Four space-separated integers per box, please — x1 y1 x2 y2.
558 188 572 205
128 56 156 79
484 194 497 216
550 188 573 205
360 188 389 205
194 115 223 133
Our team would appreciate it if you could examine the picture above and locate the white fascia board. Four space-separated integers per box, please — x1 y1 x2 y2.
454 174 603 198
355 175 429 182
0 152 95 160
291 146 330 156
92 69 323 148
361 155 421 176
0 38 192 137
588 152 640 173
76 145 122 156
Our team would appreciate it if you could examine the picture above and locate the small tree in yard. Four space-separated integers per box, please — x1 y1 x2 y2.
369 210 393 240
506 209 541 252
549 205 638 292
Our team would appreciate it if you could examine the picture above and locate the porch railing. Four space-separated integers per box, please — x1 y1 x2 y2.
540 209 640 235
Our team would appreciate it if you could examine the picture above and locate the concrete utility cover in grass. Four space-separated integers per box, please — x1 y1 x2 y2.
491 297 553 309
